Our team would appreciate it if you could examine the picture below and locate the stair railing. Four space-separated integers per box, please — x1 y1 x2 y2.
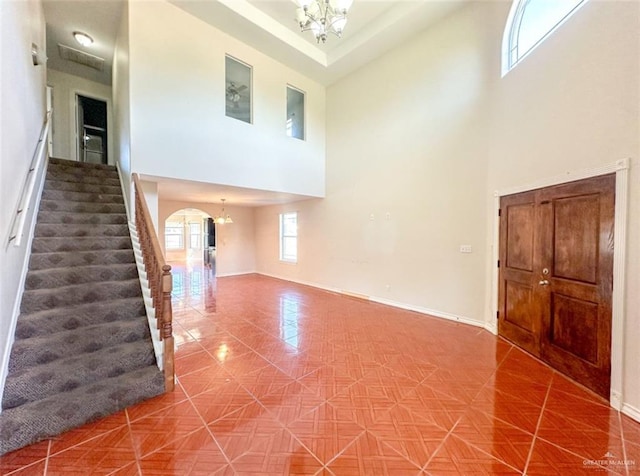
132 173 175 391
7 110 52 247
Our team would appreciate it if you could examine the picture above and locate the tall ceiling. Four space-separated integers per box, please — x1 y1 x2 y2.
42 0 469 205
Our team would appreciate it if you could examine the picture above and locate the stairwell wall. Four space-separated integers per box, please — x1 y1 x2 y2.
0 0 47 408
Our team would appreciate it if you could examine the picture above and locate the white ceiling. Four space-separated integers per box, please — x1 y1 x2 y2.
42 0 469 206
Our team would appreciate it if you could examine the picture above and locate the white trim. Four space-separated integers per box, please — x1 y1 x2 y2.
622 402 640 424
216 271 257 278
255 271 484 329
115 162 131 219
491 158 629 411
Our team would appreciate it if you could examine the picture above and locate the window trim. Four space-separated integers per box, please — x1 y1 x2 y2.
279 212 298 263
286 84 305 141
502 0 588 76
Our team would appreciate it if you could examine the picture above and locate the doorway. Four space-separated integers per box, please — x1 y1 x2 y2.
498 174 615 399
76 94 107 164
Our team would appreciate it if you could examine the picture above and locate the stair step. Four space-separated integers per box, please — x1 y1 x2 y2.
39 199 125 214
34 223 129 238
0 366 164 455
49 157 117 172
25 263 139 290
44 172 121 186
2 340 156 409
29 249 135 270
14 297 146 340
47 161 118 178
41 189 123 204
8 319 150 374
21 279 142 313
31 236 132 253
44 179 123 195
36 210 127 225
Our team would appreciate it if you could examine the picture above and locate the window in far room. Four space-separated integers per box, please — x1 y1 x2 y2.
503 0 587 75
279 212 298 262
165 221 184 250
286 86 305 140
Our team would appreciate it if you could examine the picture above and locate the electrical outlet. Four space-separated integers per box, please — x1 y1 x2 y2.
369 213 375 221
460 245 472 253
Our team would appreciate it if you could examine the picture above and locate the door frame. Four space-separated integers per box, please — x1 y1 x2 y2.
489 158 629 410
70 90 113 165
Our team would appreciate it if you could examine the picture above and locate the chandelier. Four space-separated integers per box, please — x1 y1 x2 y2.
296 0 354 43
213 199 233 225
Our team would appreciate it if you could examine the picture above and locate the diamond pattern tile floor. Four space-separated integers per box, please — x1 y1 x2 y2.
2 262 639 475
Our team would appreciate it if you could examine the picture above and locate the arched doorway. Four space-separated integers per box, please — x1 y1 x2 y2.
164 208 212 264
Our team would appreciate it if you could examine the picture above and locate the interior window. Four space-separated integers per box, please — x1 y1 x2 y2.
503 0 587 75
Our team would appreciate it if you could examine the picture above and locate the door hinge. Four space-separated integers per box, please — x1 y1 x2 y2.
496 310 499 319
498 208 502 217
497 260 500 268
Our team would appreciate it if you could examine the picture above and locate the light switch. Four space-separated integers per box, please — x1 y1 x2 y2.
460 245 472 253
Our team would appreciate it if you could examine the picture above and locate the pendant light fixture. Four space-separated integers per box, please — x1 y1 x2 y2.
213 199 233 225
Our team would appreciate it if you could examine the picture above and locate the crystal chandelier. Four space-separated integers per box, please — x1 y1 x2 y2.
296 0 354 43
213 199 233 225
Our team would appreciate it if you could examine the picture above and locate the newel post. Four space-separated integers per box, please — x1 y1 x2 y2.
161 264 175 391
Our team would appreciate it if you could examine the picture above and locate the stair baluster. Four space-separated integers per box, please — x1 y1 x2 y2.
132 174 175 391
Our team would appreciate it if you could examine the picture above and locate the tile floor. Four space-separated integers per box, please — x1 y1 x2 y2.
1 262 639 475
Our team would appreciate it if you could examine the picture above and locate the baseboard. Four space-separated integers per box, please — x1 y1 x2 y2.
254 271 483 329
622 402 640 423
216 270 258 278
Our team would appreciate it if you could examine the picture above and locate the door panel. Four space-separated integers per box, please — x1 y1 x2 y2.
498 192 540 357
499 174 614 399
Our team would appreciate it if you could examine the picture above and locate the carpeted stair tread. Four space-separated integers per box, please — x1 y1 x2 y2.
47 161 119 177
39 199 125 214
3 340 157 409
44 179 123 195
49 157 117 171
43 173 121 186
31 236 133 253
28 249 135 270
0 366 164 455
36 210 127 225
34 223 129 238
8 319 151 374
25 263 139 290
14 297 146 339
21 279 142 313
41 189 124 204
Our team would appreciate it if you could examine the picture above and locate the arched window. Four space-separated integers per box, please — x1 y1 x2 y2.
502 0 588 75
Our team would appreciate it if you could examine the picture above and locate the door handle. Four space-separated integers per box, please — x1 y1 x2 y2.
539 279 550 286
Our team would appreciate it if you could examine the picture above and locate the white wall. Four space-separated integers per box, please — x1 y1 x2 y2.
127 0 326 198
113 5 132 207
0 0 47 406
256 2 492 326
254 1 640 412
46 69 113 164
159 201 256 277
485 0 640 414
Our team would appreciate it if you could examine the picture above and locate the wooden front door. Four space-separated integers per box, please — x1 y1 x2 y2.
498 174 615 398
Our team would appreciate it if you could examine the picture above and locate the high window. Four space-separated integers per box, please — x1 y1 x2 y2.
279 212 298 263
503 0 587 75
286 86 305 140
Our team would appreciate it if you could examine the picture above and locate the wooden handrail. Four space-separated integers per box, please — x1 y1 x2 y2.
132 173 174 391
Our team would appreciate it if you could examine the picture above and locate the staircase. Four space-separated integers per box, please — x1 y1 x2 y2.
0 158 165 455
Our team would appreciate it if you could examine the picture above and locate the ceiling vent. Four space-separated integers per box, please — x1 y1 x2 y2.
57 44 104 71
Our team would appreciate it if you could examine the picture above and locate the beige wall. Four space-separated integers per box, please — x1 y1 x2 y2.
158 201 256 277
254 1 640 413
46 69 113 163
